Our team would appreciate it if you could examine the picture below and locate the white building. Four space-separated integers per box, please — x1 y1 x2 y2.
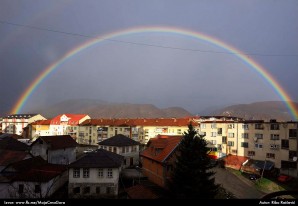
68 149 124 199
1 114 46 136
0 156 68 199
98 134 140 168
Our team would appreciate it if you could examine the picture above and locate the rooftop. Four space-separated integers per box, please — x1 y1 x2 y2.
141 135 182 163
98 134 139 146
69 148 124 168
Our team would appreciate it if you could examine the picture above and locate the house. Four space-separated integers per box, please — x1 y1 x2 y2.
68 149 124 199
98 134 140 168
1 114 46 136
0 156 68 199
30 135 78 165
140 135 182 188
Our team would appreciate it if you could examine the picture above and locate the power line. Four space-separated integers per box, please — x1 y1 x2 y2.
0 20 297 57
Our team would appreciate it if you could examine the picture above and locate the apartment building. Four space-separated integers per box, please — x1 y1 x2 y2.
49 114 90 137
1 114 46 135
197 116 298 177
28 119 52 140
78 118 198 146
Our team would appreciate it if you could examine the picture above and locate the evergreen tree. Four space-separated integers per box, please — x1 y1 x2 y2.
169 123 219 199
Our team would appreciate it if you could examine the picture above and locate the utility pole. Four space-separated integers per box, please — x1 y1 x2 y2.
260 159 267 180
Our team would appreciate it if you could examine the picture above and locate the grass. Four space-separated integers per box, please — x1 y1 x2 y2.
255 177 285 192
230 168 298 195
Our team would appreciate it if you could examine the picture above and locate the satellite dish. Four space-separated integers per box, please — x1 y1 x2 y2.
293 156 297 162
253 137 258 142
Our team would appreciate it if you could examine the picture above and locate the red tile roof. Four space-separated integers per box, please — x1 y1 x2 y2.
223 155 249 170
12 163 67 182
80 118 198 127
140 135 182 163
31 119 52 125
51 114 89 125
0 150 30 166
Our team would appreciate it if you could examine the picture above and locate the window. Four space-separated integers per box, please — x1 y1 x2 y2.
83 168 89 178
96 187 101 194
83 187 90 194
166 165 173 172
242 124 249 130
227 141 234 146
35 185 41 193
98 169 103 178
255 143 263 149
222 136 227 144
241 142 248 148
217 128 222 135
109 147 112 152
106 187 114 194
18 184 24 193
231 149 237 153
248 151 255 156
270 144 280 150
126 147 129 152
255 124 264 130
211 123 217 129
211 132 217 137
73 168 80 178
255 133 263 139
228 124 234 129
289 129 297 138
270 124 279 130
228 133 234 138
107 169 113 178
266 153 275 159
201 124 206 129
270 134 280 140
211 140 216 145
113 147 116 153
122 147 125 153
281 139 289 149
73 187 80 194
241 133 249 139
177 129 182 134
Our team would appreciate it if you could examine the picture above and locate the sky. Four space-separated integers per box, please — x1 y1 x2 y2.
0 0 298 116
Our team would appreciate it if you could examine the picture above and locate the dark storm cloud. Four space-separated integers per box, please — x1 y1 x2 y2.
0 0 297 116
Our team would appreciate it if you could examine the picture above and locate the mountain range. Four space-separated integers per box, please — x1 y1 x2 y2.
29 99 298 121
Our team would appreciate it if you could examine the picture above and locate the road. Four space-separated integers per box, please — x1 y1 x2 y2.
214 167 266 199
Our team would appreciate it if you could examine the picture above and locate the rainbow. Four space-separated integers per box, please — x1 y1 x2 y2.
10 26 298 120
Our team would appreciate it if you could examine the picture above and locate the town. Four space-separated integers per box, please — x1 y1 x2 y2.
0 113 297 199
